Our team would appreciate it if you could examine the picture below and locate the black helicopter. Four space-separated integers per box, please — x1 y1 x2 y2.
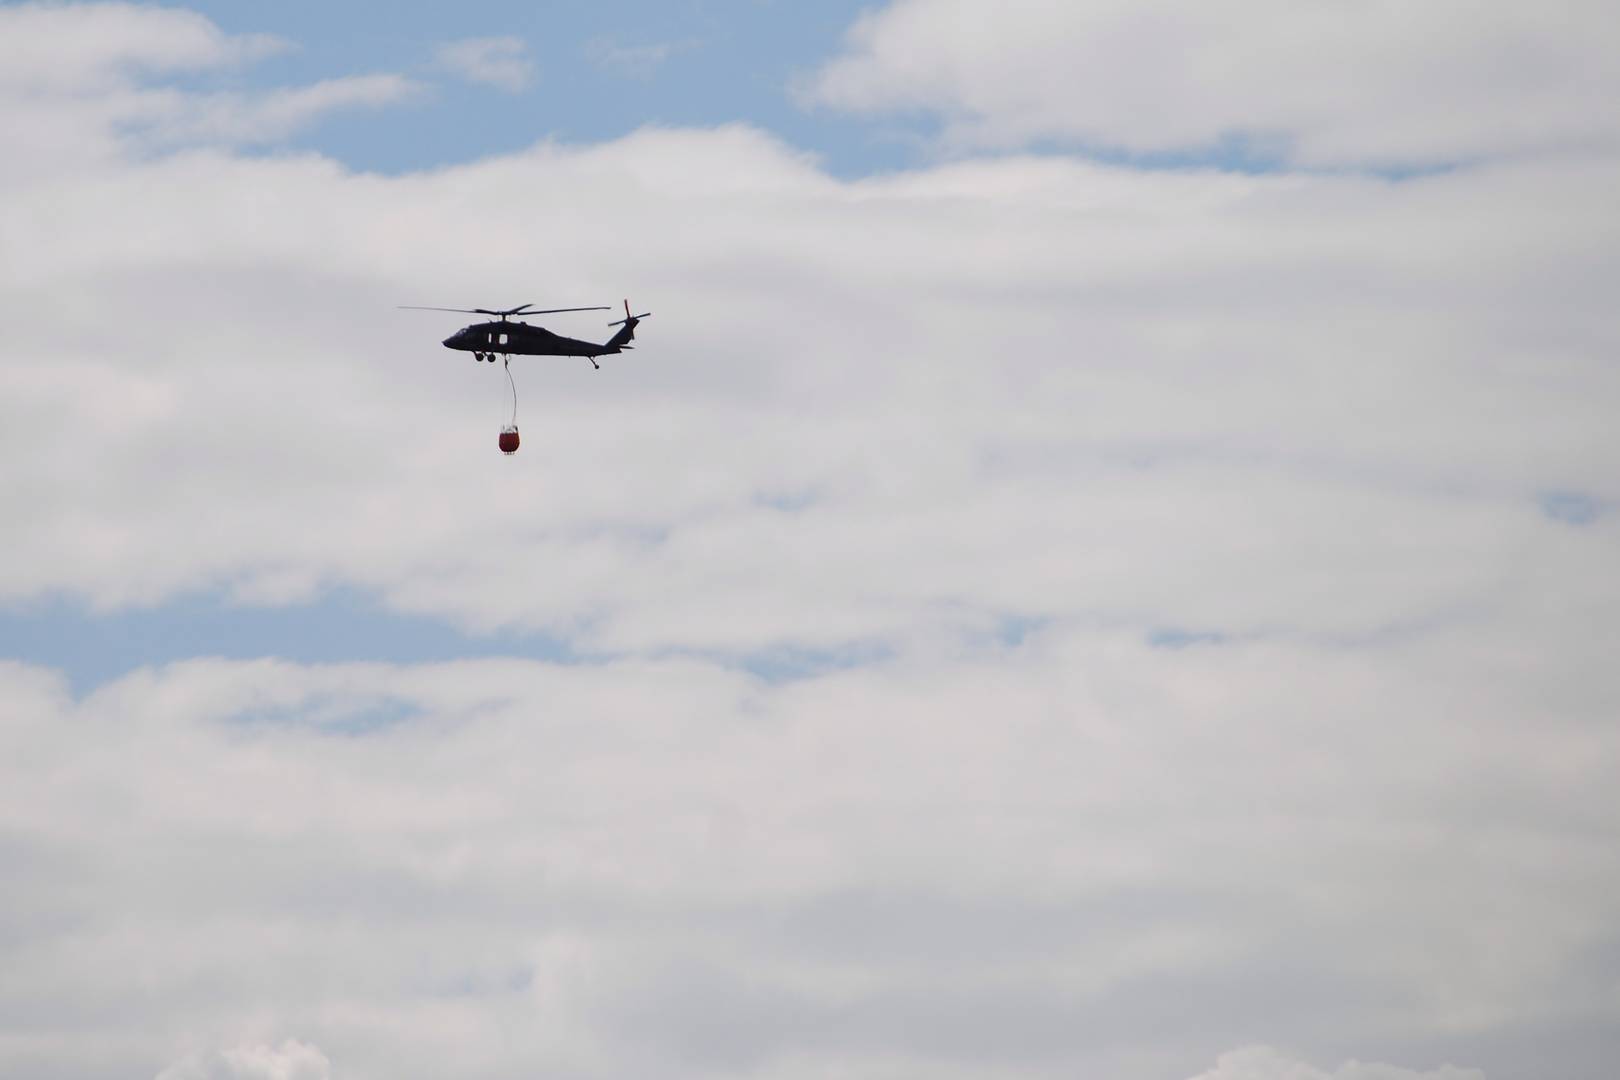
401 300 652 369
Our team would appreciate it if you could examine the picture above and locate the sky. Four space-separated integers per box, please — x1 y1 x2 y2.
1 2 1619 1079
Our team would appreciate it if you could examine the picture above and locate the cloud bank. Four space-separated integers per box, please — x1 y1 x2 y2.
10 647 1603 1078
807 0 1620 166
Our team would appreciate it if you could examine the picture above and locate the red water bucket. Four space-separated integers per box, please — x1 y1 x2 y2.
498 425 520 455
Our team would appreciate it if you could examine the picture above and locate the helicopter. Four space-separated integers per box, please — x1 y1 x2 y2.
400 300 652 369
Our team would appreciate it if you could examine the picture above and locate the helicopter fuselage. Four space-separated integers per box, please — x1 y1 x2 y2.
443 318 630 359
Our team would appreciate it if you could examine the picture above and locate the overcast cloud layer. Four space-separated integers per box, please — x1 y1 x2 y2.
2 3 1618 1079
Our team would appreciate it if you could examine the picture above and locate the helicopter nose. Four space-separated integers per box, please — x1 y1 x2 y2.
442 333 461 348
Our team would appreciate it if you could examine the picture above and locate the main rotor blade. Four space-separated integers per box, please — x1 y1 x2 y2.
401 304 614 317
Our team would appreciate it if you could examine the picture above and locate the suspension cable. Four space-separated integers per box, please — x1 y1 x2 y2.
504 356 517 427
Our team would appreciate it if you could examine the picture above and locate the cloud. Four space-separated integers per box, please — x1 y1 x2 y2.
0 1 286 93
585 37 697 80
156 1041 332 1080
0 4 416 177
804 0 1620 167
3 121 1616 654
141 74 421 145
1187 1047 1486 1080
2 644 1613 1076
434 36 535 93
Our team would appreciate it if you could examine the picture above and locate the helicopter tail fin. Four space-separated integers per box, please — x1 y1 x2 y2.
604 319 638 352
603 299 651 352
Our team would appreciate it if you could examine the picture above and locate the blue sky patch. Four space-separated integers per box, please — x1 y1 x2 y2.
734 640 895 683
228 693 423 737
1147 627 1226 650
994 614 1047 648
1540 491 1605 526
181 0 898 177
0 588 576 696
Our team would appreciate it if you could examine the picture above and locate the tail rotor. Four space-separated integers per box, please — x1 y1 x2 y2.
609 299 652 327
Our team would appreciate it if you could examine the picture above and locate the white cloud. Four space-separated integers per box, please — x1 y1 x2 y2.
142 74 421 145
1 643 1610 1076
805 0 1620 166
2 124 1615 651
1187 1047 1486 1080
0 4 416 178
156 1041 332 1080
585 37 697 80
435 36 535 93
0 2 286 93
